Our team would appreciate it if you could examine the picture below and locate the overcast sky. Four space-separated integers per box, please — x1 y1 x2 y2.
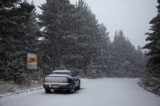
27 0 157 47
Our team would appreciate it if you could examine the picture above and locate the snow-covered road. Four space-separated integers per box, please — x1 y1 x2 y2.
0 78 160 106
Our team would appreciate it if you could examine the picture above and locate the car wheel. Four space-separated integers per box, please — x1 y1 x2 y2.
45 89 50 93
69 84 75 94
77 80 81 90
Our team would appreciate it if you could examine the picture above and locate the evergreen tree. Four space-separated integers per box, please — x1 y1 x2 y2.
69 0 110 77
39 0 75 74
88 23 110 77
143 0 160 77
0 0 34 83
109 30 145 77
69 0 99 75
38 0 111 77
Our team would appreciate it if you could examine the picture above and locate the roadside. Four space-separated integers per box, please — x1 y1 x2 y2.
0 80 43 99
138 77 160 96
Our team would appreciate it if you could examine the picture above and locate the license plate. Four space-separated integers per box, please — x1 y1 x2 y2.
52 85 59 88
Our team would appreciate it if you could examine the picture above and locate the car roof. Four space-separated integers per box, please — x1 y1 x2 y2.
53 70 71 73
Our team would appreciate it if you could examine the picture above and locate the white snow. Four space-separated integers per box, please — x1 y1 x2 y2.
47 74 70 77
0 78 160 106
38 37 45 41
53 70 71 73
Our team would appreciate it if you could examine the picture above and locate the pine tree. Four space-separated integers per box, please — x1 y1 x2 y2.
109 30 145 77
90 23 110 77
38 0 111 77
70 0 111 77
39 0 75 73
0 0 34 83
143 0 160 77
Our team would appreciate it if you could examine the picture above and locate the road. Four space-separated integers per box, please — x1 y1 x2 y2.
0 78 160 106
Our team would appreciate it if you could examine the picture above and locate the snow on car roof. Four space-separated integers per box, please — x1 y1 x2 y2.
47 74 70 77
53 70 71 73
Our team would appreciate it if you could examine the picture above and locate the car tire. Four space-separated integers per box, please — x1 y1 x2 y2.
45 89 50 93
77 80 81 90
69 84 75 94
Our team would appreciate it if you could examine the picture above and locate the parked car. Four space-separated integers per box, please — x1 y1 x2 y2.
43 70 80 93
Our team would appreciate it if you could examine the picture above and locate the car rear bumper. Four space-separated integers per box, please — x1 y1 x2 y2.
43 82 71 90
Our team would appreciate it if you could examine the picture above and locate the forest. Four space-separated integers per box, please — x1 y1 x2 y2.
0 0 159 94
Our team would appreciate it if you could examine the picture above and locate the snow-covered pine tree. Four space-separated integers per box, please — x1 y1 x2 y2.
0 0 34 83
39 0 76 74
71 0 110 77
38 0 111 77
144 0 160 78
109 30 145 77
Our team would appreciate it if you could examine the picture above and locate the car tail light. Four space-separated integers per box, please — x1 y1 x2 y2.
64 79 68 83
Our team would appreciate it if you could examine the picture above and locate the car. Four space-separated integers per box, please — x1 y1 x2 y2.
43 70 80 93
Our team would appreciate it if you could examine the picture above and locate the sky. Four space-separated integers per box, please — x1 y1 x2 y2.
27 0 157 47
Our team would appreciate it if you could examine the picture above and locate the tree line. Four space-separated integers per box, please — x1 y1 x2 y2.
0 0 146 85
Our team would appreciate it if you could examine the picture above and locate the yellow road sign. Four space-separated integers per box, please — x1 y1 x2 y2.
27 53 37 69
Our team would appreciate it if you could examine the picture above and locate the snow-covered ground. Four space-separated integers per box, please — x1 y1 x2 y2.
0 78 160 106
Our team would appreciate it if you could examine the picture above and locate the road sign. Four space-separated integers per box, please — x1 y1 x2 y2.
27 53 37 69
